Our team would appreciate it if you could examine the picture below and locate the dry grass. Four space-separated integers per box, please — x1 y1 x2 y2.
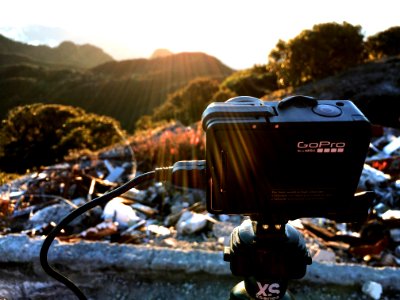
131 121 205 171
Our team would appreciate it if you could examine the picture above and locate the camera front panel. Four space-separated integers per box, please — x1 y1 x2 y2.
204 100 371 222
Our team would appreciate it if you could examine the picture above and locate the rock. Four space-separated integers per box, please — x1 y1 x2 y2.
160 237 178 248
102 197 141 228
288 219 304 229
104 160 126 183
147 224 171 237
212 218 239 247
381 210 400 220
170 201 189 214
29 203 75 226
131 203 158 217
358 164 391 190
212 222 236 239
164 211 184 227
80 221 119 240
361 281 383 300
122 188 148 202
312 249 336 263
380 252 398 266
390 228 400 242
176 211 208 235
383 136 400 155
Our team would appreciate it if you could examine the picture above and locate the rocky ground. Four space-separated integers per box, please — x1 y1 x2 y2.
0 122 400 299
0 233 399 300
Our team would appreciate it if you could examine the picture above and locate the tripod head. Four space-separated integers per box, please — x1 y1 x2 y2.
224 219 312 300
222 191 374 300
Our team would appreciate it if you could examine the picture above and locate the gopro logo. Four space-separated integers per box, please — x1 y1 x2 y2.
297 141 346 153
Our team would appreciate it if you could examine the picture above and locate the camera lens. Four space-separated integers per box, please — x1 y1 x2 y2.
312 104 342 117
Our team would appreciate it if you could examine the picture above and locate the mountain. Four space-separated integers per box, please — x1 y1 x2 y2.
93 52 233 80
0 34 114 68
0 53 34 66
150 49 173 59
0 47 234 131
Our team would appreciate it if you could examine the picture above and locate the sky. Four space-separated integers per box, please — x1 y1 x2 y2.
0 0 399 70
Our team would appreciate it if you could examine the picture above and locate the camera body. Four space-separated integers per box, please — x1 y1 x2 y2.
202 96 371 223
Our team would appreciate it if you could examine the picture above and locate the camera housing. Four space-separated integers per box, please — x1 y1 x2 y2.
202 96 371 223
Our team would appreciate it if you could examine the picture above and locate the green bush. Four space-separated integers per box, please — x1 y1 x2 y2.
210 86 237 102
268 22 365 87
0 103 124 173
221 65 278 97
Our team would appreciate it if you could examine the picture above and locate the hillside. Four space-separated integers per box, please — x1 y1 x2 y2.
92 52 233 82
0 34 113 69
265 56 400 128
0 45 234 130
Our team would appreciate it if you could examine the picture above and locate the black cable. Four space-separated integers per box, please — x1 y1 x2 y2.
40 171 156 300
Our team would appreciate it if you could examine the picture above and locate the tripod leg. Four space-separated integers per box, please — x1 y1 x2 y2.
230 281 250 300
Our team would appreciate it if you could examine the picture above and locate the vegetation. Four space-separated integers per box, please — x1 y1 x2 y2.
268 22 365 87
0 52 233 131
365 26 400 59
220 65 278 97
152 77 220 125
0 104 124 173
1 23 399 175
0 34 113 69
132 122 205 171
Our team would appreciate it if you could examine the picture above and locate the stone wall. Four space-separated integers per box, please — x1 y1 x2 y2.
0 234 399 299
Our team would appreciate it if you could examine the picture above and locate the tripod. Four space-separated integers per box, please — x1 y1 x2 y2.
224 218 312 300
223 191 375 300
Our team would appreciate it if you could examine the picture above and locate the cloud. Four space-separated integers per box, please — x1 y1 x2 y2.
0 25 72 47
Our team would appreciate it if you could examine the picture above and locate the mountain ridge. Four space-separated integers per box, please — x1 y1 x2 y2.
92 52 234 77
0 34 114 69
0 35 234 131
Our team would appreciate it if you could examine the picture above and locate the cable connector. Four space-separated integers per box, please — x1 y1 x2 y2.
154 166 174 182
155 160 207 190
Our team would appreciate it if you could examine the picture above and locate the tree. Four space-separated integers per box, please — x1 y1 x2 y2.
220 65 278 97
366 26 400 59
152 77 220 125
268 22 365 87
0 104 123 173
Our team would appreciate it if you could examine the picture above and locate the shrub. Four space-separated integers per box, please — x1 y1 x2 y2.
221 65 278 97
152 77 220 125
132 122 205 171
57 113 123 152
211 86 237 102
365 26 400 59
0 103 124 173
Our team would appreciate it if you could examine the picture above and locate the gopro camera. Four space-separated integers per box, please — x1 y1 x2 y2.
202 96 371 223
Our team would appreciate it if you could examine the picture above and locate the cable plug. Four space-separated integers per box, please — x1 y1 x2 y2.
155 160 207 190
